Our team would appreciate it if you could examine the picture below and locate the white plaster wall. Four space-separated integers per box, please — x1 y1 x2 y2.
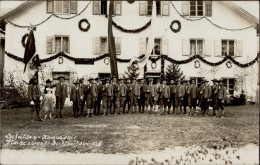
4 1 259 100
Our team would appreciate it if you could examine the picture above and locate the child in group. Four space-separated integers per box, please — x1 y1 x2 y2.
42 79 55 119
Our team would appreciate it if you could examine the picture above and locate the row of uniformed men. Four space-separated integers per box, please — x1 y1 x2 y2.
71 76 227 118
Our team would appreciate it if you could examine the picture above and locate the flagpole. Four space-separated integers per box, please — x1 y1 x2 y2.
108 0 119 79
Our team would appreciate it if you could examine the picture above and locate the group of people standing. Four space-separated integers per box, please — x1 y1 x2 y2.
28 75 228 121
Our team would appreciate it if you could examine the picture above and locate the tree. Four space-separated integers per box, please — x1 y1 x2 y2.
164 63 185 81
124 62 140 79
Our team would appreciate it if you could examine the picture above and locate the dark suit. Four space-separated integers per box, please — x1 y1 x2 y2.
94 83 103 115
86 84 97 109
168 84 176 114
190 84 198 114
138 84 146 113
183 84 191 114
70 85 82 117
175 84 185 113
28 84 41 112
159 85 170 115
211 85 219 116
102 84 113 115
79 83 86 116
115 83 127 114
201 86 212 115
123 83 131 113
145 84 155 111
52 82 68 116
218 86 227 114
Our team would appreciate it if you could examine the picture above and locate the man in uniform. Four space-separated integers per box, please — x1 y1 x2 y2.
211 79 219 116
145 78 155 114
94 77 103 115
111 76 119 114
28 76 42 121
175 80 185 114
159 79 170 115
85 78 97 117
189 79 198 115
168 79 176 114
123 78 131 114
102 78 113 116
138 78 146 113
217 80 227 118
115 78 127 115
52 76 68 118
129 78 140 114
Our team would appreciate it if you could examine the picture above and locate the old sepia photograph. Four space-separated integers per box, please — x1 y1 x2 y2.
0 0 259 164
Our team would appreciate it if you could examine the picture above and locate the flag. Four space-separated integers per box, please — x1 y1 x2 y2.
128 1 156 78
22 30 40 84
108 0 119 79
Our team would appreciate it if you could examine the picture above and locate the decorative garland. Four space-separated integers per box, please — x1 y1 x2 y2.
112 20 151 33
5 51 260 68
5 1 91 28
169 1 255 31
21 33 29 48
226 61 232 68
194 60 201 68
170 20 181 33
127 0 135 4
78 19 90 32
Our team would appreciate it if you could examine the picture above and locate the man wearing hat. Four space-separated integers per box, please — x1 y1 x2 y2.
129 77 140 114
182 79 190 115
168 79 176 114
154 79 161 110
159 79 170 115
145 78 155 114
28 76 43 121
201 80 212 116
115 78 127 115
85 78 97 117
111 76 119 114
51 76 68 118
94 77 103 115
70 80 81 118
138 78 146 113
102 78 113 116
217 80 227 118
211 79 219 116
79 78 86 117
189 79 198 115
123 78 131 114
175 79 185 114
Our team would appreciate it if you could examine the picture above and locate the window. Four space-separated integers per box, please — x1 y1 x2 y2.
47 1 77 14
46 36 70 54
139 38 168 55
190 1 203 16
99 73 111 81
140 1 169 16
101 0 107 15
190 39 203 56
222 40 234 56
93 1 121 15
92 37 121 55
153 39 161 55
222 78 235 95
190 77 204 87
100 37 108 54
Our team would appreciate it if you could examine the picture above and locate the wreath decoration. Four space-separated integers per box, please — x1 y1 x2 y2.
170 20 181 33
127 0 135 4
194 60 200 68
78 19 90 32
151 62 157 69
58 57 64 64
21 33 29 48
226 61 232 68
104 57 110 65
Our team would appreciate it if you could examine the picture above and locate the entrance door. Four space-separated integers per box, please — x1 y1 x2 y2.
52 72 70 98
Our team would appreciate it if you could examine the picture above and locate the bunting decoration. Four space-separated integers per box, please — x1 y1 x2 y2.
112 20 151 33
6 51 260 68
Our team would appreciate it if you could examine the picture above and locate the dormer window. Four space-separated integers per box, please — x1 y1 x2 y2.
47 1 78 14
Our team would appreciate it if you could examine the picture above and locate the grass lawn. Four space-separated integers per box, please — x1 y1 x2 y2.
0 105 259 154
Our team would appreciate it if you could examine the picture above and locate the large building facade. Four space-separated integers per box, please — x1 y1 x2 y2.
0 1 259 101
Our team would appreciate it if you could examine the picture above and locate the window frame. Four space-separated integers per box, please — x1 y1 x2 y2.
190 77 204 87
190 1 204 17
189 38 204 56
48 1 77 15
221 39 235 56
100 36 108 55
221 78 236 95
54 35 70 54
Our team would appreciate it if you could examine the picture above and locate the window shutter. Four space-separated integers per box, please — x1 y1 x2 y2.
214 40 221 57
92 37 100 55
115 37 121 55
162 1 170 16
205 1 212 17
54 1 62 13
93 1 100 15
114 1 122 15
182 1 189 16
162 39 169 55
139 38 146 55
182 39 190 56
70 1 77 14
139 1 147 16
204 40 211 56
63 1 70 14
47 0 54 13
46 36 54 54
235 40 243 57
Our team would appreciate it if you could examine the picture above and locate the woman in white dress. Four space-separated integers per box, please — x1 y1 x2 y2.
42 79 55 119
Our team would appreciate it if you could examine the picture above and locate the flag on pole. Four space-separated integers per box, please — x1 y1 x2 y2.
22 30 40 84
128 1 156 78
108 0 119 79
